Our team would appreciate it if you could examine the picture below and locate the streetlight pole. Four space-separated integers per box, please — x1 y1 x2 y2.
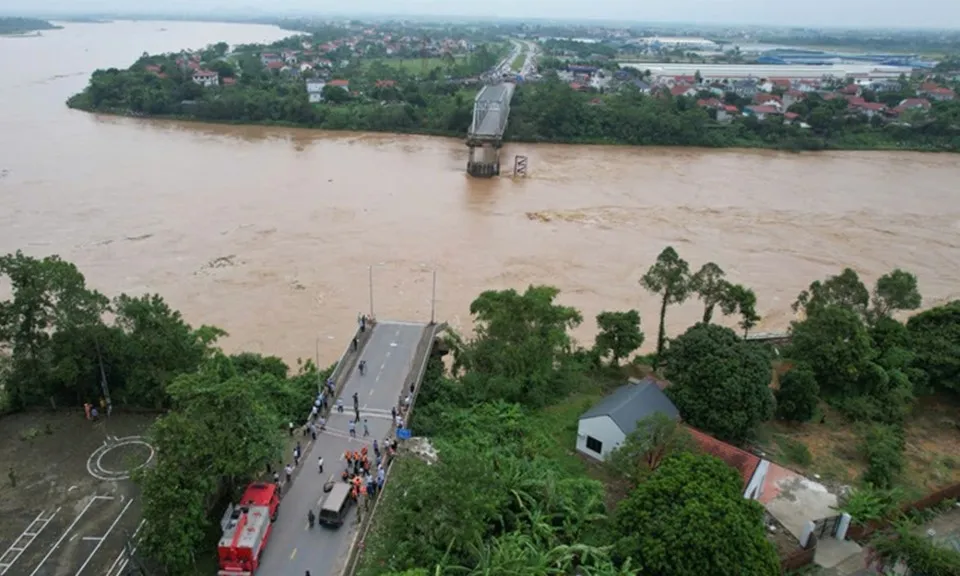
431 270 437 325
368 265 374 319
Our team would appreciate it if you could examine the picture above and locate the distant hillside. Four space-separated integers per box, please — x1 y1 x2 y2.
0 17 61 35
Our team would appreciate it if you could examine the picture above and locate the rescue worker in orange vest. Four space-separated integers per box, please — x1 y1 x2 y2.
361 446 368 458
351 486 358 501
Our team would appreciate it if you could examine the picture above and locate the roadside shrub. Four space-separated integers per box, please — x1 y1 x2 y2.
777 435 813 467
861 424 906 489
775 365 819 422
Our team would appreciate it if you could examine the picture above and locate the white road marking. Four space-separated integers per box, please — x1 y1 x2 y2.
104 519 145 576
28 496 113 576
75 497 133 575
0 508 60 575
81 537 101 542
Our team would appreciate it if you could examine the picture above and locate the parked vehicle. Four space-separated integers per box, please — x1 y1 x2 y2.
217 483 281 576
318 483 353 527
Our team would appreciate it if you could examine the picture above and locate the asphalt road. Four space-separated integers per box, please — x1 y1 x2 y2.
257 320 428 576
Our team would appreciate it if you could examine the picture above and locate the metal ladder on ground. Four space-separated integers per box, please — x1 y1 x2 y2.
0 508 61 575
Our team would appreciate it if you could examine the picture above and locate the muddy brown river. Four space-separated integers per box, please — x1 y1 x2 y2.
1 21 958 363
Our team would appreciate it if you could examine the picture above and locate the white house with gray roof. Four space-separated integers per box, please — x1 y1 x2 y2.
576 378 679 460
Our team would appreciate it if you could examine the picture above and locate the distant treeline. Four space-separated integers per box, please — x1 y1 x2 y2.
0 17 60 34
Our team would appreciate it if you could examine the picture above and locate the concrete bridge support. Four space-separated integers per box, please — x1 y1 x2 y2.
466 141 501 177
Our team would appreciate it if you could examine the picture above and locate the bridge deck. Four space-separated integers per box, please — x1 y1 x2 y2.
255 320 430 576
470 83 514 139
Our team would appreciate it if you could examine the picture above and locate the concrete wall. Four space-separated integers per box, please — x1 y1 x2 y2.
576 415 625 460
744 459 770 500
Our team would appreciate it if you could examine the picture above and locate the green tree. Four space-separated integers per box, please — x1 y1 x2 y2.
789 306 877 397
861 424 905 489
607 412 694 488
450 285 582 406
613 452 780 576
689 262 731 324
775 365 819 421
793 268 870 319
870 269 921 320
110 293 224 408
906 300 960 394
641 247 691 362
0 251 108 408
727 283 761 336
594 310 644 366
136 360 287 573
663 323 774 443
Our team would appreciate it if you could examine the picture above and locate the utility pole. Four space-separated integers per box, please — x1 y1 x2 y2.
368 265 374 319
94 337 112 418
431 270 437 325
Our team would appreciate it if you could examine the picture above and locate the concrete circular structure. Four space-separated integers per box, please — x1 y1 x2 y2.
86 436 155 481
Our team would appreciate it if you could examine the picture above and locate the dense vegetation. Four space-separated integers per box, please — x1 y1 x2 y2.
356 247 960 576
66 37 960 151
4 246 960 576
66 40 501 136
359 285 782 576
0 17 60 34
0 251 327 573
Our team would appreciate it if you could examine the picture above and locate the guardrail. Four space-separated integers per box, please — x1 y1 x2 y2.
340 321 440 576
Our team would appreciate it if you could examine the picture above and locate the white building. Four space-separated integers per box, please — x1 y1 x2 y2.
636 37 720 51
576 378 679 460
306 79 326 103
618 62 913 82
192 70 219 88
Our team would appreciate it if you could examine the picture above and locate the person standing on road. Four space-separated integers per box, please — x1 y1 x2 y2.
318 416 326 431
354 405 360 423
336 398 344 413
348 419 356 437
353 392 359 410
318 456 324 474
285 464 293 484
390 406 397 421
363 418 370 437
372 440 380 458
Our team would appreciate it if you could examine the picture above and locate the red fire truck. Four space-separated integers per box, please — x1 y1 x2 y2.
217 483 281 576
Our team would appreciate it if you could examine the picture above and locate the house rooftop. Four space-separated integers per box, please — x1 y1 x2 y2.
687 427 761 488
580 378 679 435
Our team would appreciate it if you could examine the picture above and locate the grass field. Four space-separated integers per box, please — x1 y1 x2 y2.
511 53 525 71
361 56 463 74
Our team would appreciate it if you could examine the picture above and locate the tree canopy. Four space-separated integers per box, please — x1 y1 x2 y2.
612 452 780 576
663 323 774 443
641 247 691 360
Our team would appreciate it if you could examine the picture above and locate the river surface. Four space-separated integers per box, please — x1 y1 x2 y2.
1 21 959 363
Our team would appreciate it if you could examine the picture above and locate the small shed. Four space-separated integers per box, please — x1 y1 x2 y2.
576 378 679 460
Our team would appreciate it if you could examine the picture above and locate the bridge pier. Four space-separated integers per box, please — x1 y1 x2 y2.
466 141 501 177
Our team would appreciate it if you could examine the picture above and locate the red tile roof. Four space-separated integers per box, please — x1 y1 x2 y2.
754 93 782 103
375 80 396 88
784 112 800 120
770 78 791 86
840 84 860 95
748 105 781 115
687 427 761 488
222 77 237 85
858 102 886 111
266 61 284 70
671 85 694 96
329 79 350 87
696 97 722 108
724 105 739 113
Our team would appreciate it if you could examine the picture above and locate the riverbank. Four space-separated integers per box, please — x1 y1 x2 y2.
66 98 960 154
67 83 960 154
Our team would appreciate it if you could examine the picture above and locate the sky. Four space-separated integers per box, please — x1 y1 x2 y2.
5 0 960 29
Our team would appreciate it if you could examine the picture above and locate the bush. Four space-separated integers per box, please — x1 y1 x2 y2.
777 436 813 467
775 365 819 422
861 424 906 489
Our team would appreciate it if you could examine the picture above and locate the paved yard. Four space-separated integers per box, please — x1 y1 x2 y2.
0 411 154 576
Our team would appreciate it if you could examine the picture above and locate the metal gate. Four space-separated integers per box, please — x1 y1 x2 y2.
814 514 842 539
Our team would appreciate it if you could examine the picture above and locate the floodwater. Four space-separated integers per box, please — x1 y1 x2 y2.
1 21 959 364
